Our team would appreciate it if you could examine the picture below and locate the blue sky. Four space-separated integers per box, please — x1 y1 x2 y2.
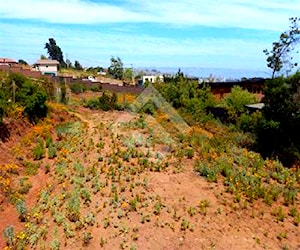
0 0 299 75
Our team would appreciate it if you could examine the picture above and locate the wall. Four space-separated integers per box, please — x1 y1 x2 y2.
35 65 58 76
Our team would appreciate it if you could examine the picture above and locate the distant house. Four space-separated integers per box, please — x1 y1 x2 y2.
0 58 18 66
141 75 164 85
34 59 59 76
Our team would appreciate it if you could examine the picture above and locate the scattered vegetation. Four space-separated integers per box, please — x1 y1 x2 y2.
1 21 299 248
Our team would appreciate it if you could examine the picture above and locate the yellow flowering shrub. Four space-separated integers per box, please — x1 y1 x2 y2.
0 164 19 195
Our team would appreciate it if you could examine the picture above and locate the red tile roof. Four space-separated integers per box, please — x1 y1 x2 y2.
35 59 59 65
0 58 17 64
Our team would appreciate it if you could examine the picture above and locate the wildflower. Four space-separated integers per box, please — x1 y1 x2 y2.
121 202 129 210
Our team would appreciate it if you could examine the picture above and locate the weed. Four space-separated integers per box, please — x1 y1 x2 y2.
277 231 287 241
100 237 107 248
16 199 27 222
272 207 285 222
46 136 53 148
18 178 32 194
83 231 93 246
67 192 80 222
199 199 210 215
33 139 45 160
103 217 110 229
141 213 151 223
180 218 190 231
80 188 91 205
63 222 75 239
3 225 15 247
25 161 40 175
187 206 196 217
53 211 66 225
48 144 57 159
50 239 60 250
44 164 50 174
83 213 95 226
153 200 164 215
185 147 194 159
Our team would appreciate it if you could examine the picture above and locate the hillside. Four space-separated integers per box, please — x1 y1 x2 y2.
0 96 299 249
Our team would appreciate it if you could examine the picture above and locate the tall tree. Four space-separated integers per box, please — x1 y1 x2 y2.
263 17 300 78
44 38 66 67
108 56 124 80
18 59 28 65
74 60 83 70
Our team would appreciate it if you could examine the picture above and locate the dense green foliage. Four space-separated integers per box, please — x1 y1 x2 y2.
0 72 50 123
23 91 48 123
154 72 300 167
222 86 258 122
69 83 87 94
154 73 215 121
256 72 300 166
86 92 118 111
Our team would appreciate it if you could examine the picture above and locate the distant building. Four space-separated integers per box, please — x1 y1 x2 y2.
34 59 59 76
201 77 266 100
0 58 18 66
141 75 164 85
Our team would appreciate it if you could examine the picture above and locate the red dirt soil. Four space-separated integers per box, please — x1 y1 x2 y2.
0 107 299 250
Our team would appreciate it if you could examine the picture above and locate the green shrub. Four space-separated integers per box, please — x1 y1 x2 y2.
0 73 49 123
25 161 40 175
90 84 102 92
48 144 57 159
67 192 81 222
24 91 48 123
33 140 45 160
86 91 118 111
16 199 27 222
69 83 87 94
140 102 156 115
222 86 258 123
185 147 194 159
255 73 300 166
194 161 218 182
3 225 15 247
46 136 53 148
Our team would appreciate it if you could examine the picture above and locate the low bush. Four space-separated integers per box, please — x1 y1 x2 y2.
48 144 57 159
90 84 102 92
69 83 87 94
33 140 45 160
86 92 119 111
0 73 49 123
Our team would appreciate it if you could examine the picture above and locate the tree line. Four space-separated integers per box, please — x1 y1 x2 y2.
43 38 133 83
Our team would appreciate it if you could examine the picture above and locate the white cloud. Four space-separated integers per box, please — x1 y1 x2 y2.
0 22 268 69
0 0 152 24
0 0 299 30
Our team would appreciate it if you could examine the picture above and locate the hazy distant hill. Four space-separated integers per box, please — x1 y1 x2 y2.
139 67 270 80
